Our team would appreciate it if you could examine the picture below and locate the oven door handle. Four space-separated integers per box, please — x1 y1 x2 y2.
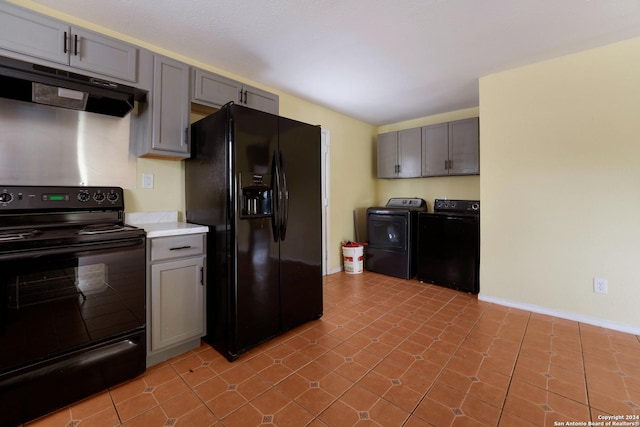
0 238 145 261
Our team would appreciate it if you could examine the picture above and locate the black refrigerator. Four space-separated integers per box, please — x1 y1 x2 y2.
185 103 323 361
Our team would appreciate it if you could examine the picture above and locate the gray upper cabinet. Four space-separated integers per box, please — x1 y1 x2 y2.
377 132 398 178
0 3 67 65
192 67 279 115
131 51 191 159
422 118 479 176
192 68 240 108
68 27 137 82
377 128 422 178
240 84 279 115
0 3 138 82
150 55 190 157
421 123 449 176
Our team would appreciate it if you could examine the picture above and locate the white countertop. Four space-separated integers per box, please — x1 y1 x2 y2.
125 211 208 238
134 221 209 238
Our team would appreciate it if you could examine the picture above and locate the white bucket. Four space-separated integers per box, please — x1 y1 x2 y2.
342 245 364 274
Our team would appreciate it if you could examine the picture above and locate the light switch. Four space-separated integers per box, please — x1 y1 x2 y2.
142 173 154 189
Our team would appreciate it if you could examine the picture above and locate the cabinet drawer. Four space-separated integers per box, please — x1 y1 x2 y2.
150 234 204 262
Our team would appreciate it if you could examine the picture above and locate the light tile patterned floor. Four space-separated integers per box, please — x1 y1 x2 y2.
26 271 640 426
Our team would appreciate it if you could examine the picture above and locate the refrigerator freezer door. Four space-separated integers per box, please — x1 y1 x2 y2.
277 117 323 330
232 106 281 355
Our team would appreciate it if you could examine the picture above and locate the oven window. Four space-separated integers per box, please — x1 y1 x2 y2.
0 241 145 373
368 214 408 251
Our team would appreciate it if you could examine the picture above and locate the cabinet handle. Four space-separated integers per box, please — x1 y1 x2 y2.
184 127 189 145
200 267 204 286
63 31 68 54
74 34 79 56
239 89 243 103
169 245 192 251
243 90 248 104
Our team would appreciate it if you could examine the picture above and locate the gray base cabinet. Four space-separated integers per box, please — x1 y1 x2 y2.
147 233 206 366
422 118 479 176
377 127 422 178
0 2 138 82
192 67 279 115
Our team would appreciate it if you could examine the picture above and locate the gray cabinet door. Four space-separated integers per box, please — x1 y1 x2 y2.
241 84 279 115
422 122 449 176
192 68 279 114
70 28 138 82
397 127 422 178
192 68 241 108
377 131 398 178
150 256 205 352
0 4 138 83
449 118 479 175
0 3 68 65
151 55 190 156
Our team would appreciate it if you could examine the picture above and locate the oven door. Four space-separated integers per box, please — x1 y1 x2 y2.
367 213 408 252
0 236 146 375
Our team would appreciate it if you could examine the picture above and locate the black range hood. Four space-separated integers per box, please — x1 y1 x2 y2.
0 55 145 117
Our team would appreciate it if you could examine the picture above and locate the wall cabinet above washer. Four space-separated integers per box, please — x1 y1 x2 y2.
377 127 422 178
0 3 138 83
422 118 479 176
192 67 279 115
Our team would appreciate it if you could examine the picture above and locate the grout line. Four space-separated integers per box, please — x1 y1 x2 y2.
493 309 531 427
577 322 593 416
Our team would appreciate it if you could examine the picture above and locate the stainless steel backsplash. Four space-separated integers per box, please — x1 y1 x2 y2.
0 98 136 187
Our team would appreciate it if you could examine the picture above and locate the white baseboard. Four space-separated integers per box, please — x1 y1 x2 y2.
478 294 640 336
326 266 343 275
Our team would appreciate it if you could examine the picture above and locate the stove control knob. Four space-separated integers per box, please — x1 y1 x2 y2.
93 192 105 203
471 203 479 210
77 191 90 202
0 192 13 203
106 192 119 202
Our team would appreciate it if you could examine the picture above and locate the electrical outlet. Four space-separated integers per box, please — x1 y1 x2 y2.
593 277 608 294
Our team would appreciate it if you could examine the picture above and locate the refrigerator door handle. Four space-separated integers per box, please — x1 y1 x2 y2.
270 150 281 242
279 149 289 241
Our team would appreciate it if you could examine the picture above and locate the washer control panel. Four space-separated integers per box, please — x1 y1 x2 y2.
0 185 124 210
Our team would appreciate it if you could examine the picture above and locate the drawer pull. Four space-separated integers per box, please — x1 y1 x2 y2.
169 245 192 251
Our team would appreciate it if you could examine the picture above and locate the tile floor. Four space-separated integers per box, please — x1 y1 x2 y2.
25 271 640 426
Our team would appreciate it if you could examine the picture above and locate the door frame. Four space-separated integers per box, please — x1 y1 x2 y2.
321 128 330 276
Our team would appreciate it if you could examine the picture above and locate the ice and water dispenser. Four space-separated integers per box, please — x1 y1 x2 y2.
240 174 272 218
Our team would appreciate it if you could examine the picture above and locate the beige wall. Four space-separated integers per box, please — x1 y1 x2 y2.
479 36 640 333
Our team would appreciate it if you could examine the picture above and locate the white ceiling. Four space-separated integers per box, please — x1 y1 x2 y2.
28 0 640 125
